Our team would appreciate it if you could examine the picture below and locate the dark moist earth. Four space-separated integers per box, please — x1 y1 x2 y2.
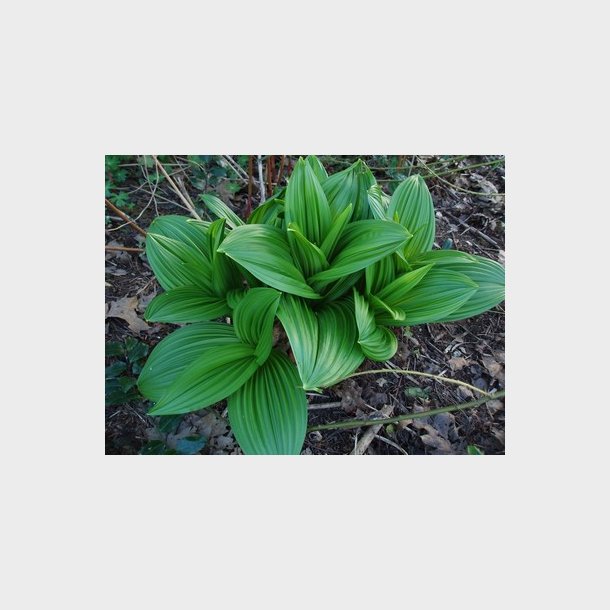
105 155 505 455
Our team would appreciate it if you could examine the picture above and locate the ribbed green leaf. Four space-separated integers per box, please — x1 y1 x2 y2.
313 300 365 388
387 175 435 259
233 288 281 365
145 216 213 290
411 250 476 267
148 343 259 415
365 254 396 295
413 254 505 321
381 268 478 326
306 155 329 183
277 295 318 385
144 286 228 323
228 350 307 455
322 159 376 221
218 224 321 299
200 194 244 229
278 296 364 390
354 291 397 361
368 183 390 220
369 294 406 323
246 191 285 226
284 157 331 245
138 322 240 402
318 271 362 302
376 264 433 308
310 220 411 283
207 219 243 297
319 204 352 260
287 223 328 277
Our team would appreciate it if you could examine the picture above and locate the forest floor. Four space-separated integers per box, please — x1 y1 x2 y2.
105 155 505 455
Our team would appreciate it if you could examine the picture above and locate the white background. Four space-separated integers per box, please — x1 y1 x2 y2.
1 1 608 609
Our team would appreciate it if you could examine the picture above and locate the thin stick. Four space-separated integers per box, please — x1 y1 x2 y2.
104 199 147 236
257 154 265 203
345 368 491 397
352 404 394 454
105 246 144 253
308 401 343 411
276 155 286 186
308 390 505 432
246 155 253 216
152 155 202 220
374 434 409 455
222 155 249 181
442 210 501 248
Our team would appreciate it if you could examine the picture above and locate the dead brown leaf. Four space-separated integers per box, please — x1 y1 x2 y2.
481 355 504 383
448 356 470 372
105 296 150 333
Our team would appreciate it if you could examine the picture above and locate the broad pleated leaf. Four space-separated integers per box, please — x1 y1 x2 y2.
365 254 396 295
247 191 285 226
138 322 240 401
322 159 376 221
318 271 362 302
412 254 504 321
381 268 478 326
387 175 435 259
411 250 476 267
218 224 320 299
284 157 331 245
148 343 259 415
354 291 397 361
376 264 433 308
369 294 406 323
228 350 307 455
287 223 328 278
200 193 244 229
146 215 212 290
368 184 390 220
306 155 328 183
207 219 243 297
144 286 228 323
310 220 411 283
312 300 364 388
233 288 281 364
319 204 352 260
277 295 318 385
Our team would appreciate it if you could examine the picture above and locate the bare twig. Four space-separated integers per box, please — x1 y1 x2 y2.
105 246 144 253
351 404 394 455
104 199 147 236
257 154 265 203
374 434 409 455
345 368 491 397
308 390 505 432
276 155 286 186
442 210 501 248
308 401 343 411
222 155 249 182
152 155 202 220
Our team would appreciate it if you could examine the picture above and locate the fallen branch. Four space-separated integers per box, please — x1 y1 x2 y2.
352 404 394 454
345 368 491 397
308 390 505 432
442 210 501 249
104 199 147 237
257 154 265 203
308 401 343 411
105 246 144 253
152 155 202 220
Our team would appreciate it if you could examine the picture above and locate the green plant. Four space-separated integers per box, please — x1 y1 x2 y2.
105 337 149 406
136 156 505 455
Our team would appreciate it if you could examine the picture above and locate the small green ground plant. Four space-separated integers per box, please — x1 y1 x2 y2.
136 156 505 454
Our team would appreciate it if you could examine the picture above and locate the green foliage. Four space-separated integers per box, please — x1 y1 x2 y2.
137 156 505 455
105 338 149 406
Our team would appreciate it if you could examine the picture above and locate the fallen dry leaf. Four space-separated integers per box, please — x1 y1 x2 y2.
448 356 470 372
481 355 505 383
105 296 150 333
